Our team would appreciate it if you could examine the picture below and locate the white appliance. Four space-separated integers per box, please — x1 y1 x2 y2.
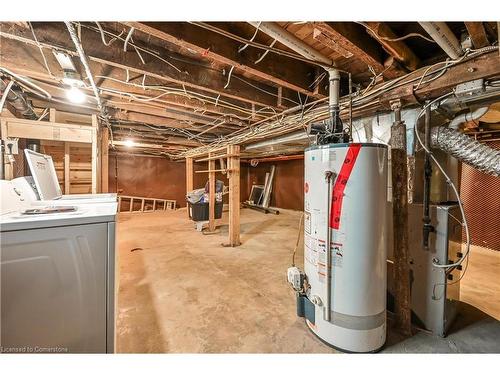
295 143 388 353
0 179 118 353
21 149 116 205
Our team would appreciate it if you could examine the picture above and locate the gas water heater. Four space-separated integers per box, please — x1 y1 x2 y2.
289 143 388 353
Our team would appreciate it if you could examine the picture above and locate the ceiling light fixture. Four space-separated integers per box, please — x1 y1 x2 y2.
65 85 86 104
124 139 135 147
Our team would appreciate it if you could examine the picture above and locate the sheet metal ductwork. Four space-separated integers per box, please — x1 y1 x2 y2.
431 127 500 177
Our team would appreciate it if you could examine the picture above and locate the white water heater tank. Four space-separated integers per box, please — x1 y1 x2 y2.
303 143 388 352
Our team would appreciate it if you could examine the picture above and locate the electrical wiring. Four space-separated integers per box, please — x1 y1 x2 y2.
95 22 123 46
356 21 437 43
28 22 54 78
254 38 277 64
78 23 183 73
92 75 276 118
96 75 276 120
231 74 300 106
238 22 261 53
413 92 471 273
223 66 235 89
123 27 135 51
291 213 304 267
189 22 335 69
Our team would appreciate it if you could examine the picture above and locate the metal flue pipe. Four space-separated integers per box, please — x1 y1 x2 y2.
419 22 463 59
248 22 342 138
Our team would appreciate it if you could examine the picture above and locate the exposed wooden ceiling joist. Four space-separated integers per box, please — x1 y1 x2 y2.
363 22 420 71
464 22 490 49
0 39 265 123
124 21 324 99
312 22 403 79
0 22 286 109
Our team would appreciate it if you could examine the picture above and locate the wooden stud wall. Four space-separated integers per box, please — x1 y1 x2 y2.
1 110 107 194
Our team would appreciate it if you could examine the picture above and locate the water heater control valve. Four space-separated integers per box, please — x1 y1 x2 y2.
287 266 305 291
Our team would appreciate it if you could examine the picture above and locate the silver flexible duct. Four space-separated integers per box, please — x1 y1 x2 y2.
431 127 500 177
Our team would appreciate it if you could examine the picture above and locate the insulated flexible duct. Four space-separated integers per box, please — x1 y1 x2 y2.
431 127 500 177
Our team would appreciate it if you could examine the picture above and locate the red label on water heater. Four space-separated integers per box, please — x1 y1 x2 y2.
329 144 361 229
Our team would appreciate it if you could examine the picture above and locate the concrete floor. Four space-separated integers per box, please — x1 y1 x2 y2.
116 208 500 353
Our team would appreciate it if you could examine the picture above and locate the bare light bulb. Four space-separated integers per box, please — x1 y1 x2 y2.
124 139 135 147
66 86 86 104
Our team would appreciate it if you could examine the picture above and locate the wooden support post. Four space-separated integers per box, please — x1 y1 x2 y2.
64 142 70 194
91 115 98 194
141 198 145 212
101 127 109 193
129 198 133 212
208 154 216 232
227 145 241 246
49 108 56 122
186 156 193 217
390 100 412 337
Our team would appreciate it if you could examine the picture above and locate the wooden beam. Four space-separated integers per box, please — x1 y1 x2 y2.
49 108 56 122
313 27 354 58
465 22 490 49
124 22 322 99
64 142 70 194
313 22 402 79
101 127 109 193
208 156 216 232
186 157 194 218
363 22 420 71
0 39 260 120
1 118 94 143
227 144 240 247
0 23 285 109
390 103 412 337
91 115 98 194
380 51 500 105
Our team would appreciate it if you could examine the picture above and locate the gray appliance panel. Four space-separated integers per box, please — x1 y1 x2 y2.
1 223 108 353
388 204 462 336
107 222 116 353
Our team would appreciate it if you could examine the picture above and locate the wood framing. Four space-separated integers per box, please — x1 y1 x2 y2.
465 22 489 49
91 115 98 194
118 195 176 213
1 116 98 191
186 156 194 218
363 22 420 71
227 145 241 246
64 142 70 194
208 155 216 232
124 22 322 99
101 127 109 193
0 118 94 143
312 22 402 79
0 25 285 109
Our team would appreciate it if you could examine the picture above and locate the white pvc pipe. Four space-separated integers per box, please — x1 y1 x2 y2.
247 22 333 66
449 106 489 129
419 22 463 59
